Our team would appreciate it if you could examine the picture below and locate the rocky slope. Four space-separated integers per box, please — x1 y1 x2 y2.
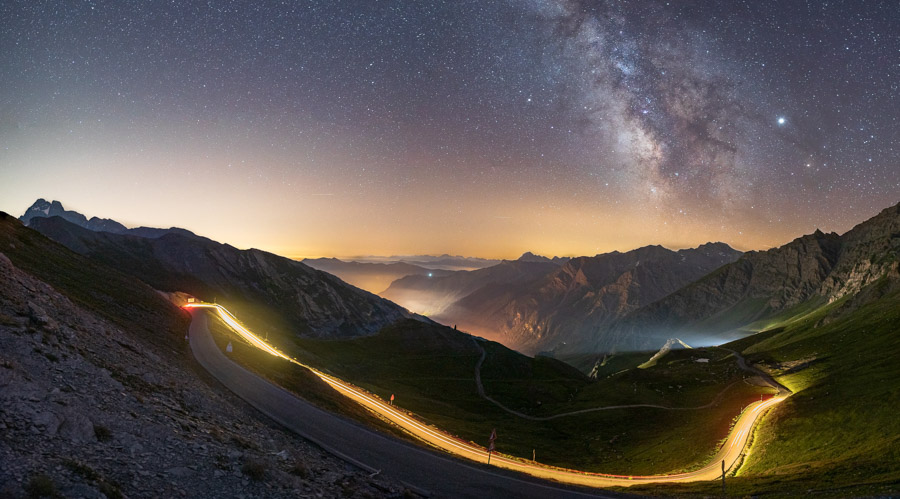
591 202 900 354
0 225 403 498
27 215 414 340
436 243 741 355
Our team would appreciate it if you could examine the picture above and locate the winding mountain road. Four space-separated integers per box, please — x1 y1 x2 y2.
188 308 616 498
186 303 786 496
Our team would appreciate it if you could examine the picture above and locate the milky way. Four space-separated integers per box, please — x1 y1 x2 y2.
1 1 897 257
525 0 897 223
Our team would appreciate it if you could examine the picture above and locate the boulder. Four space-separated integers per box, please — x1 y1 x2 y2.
27 302 50 325
58 411 96 443
31 410 61 436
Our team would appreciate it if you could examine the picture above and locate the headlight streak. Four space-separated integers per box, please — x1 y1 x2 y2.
185 302 785 487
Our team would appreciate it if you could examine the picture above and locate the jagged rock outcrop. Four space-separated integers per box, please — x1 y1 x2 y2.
20 199 127 233
819 203 900 302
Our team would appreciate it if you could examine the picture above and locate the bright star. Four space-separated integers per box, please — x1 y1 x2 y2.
777 117 786 125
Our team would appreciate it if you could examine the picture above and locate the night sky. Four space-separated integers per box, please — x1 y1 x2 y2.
1 1 897 258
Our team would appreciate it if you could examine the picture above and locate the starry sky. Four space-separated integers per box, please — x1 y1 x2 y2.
1 0 897 259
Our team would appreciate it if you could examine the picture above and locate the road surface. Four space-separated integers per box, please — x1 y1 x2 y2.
187 308 618 498
185 303 785 494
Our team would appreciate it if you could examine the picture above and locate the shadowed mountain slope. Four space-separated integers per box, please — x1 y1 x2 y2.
588 202 900 354
28 215 414 341
423 243 741 355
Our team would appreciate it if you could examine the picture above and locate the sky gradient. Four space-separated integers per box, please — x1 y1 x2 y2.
1 1 897 259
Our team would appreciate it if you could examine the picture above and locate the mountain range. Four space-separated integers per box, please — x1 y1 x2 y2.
381 259 560 319
305 252 568 295
589 202 900 354
302 257 454 294
345 254 501 270
386 243 742 354
21 198 197 239
5 197 899 495
17 198 900 361
20 200 415 341
515 252 571 265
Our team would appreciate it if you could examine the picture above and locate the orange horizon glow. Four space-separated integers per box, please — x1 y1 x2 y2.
1 121 889 261
3 181 875 263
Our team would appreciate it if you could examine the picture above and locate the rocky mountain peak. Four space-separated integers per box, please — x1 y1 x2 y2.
517 252 570 265
20 199 126 234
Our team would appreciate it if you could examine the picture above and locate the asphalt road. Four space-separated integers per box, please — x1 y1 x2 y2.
188 309 621 498
187 303 786 492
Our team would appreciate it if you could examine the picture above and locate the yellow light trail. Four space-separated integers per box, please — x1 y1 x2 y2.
184 302 785 487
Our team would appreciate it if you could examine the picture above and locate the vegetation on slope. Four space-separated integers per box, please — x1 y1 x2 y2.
738 289 900 490
0 212 188 357
203 311 416 442
282 319 770 475
626 287 900 496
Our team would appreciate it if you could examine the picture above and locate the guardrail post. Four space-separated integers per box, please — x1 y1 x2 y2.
721 459 726 496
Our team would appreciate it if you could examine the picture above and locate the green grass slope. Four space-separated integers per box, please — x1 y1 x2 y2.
204 311 414 442
284 319 769 475
627 286 900 496
0 212 188 356
738 289 900 490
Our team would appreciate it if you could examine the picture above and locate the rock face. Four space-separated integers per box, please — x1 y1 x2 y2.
0 243 403 498
28 215 414 339
20 199 127 234
818 203 900 303
431 243 742 355
595 202 900 354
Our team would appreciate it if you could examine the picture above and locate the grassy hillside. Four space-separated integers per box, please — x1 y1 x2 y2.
737 289 900 489
0 212 188 357
280 319 770 475
625 287 900 496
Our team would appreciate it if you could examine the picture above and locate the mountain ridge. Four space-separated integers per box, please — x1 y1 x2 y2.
27 214 416 340
585 202 900 355
302 257 454 294
20 198 200 240
441 243 743 354
516 252 571 265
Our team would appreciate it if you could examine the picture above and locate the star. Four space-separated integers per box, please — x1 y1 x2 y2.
0 0 895 259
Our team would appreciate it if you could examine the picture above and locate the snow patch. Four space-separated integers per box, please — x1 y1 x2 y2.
638 338 693 369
